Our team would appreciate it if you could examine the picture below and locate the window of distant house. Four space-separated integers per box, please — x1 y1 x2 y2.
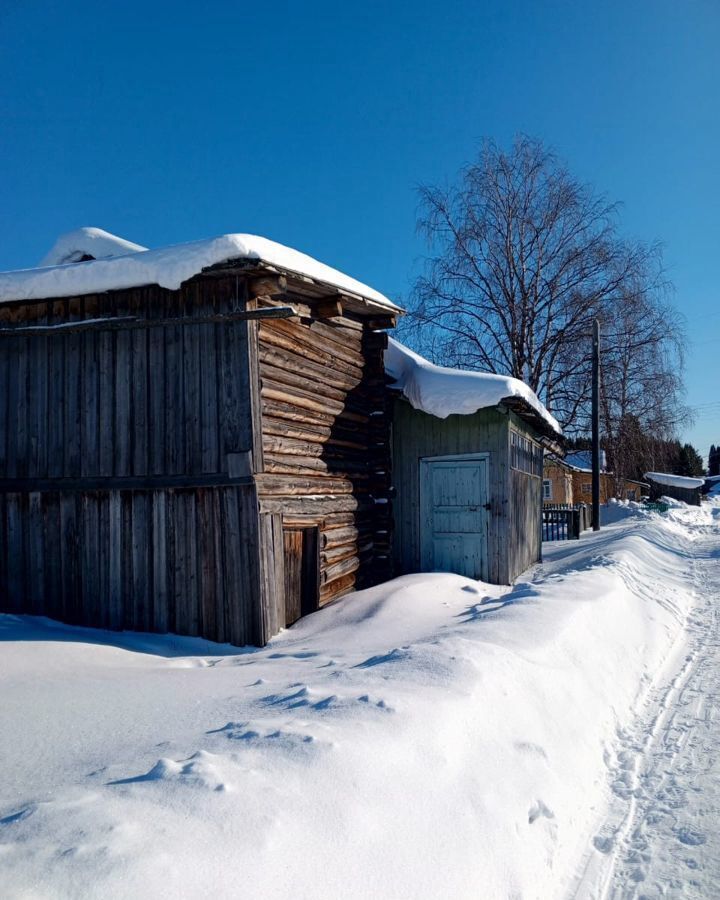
543 479 552 500
581 483 591 494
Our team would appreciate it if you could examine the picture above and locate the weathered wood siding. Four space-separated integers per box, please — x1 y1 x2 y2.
254 301 392 618
391 399 510 584
0 485 260 644
0 278 263 644
507 414 543 580
0 279 253 479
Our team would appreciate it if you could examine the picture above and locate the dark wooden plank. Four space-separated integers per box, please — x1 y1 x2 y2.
64 300 82 477
131 292 149 476
115 293 132 476
185 491 199 636
80 330 99 476
183 289 202 474
221 487 243 645
6 493 23 611
198 489 217 640
60 493 80 622
4 337 21 478
212 489 226 643
148 307 165 476
43 493 62 620
0 495 7 604
108 490 123 629
132 492 150 631
164 295 184 475
27 491 44 615
152 490 169 633
81 493 100 626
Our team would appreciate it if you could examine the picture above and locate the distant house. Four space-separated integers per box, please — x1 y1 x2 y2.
544 451 647 505
645 472 704 506
542 456 574 504
0 228 400 646
386 340 562 585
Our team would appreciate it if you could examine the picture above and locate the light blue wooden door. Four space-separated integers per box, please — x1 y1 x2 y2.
420 456 489 579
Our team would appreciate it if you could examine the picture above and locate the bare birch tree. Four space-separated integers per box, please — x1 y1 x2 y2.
405 136 688 464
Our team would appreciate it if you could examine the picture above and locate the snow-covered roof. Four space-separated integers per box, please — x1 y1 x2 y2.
384 338 561 436
38 227 148 267
0 229 400 312
644 472 705 490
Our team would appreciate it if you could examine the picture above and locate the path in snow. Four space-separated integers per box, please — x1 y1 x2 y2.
578 506 720 899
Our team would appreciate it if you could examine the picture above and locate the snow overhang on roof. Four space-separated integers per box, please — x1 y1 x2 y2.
644 472 705 490
384 338 562 440
0 229 401 316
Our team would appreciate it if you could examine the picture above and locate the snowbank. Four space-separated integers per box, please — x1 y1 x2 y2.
1 232 399 311
1 504 710 899
39 227 147 266
644 472 705 489
384 337 560 434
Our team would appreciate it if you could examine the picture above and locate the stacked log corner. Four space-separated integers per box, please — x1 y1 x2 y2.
254 297 393 634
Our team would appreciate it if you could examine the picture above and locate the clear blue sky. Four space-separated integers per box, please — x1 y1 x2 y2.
1 0 718 461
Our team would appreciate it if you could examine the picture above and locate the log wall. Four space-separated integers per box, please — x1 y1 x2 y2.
254 301 393 617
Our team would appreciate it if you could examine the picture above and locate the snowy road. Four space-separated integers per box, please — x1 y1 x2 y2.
575 505 720 899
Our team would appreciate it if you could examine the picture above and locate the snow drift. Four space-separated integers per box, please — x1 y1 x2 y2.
38 227 148 267
0 503 710 899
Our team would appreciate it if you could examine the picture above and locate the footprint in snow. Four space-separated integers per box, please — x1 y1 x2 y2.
528 800 555 824
675 826 706 846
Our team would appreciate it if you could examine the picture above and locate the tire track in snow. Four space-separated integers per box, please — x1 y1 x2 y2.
571 510 720 899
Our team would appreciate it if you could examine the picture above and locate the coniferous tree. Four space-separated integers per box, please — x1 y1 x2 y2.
709 445 719 477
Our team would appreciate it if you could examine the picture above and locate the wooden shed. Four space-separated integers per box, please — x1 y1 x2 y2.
386 340 562 584
644 472 704 506
0 230 399 646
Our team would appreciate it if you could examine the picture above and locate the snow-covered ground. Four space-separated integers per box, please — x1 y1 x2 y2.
1 500 717 899
572 500 720 900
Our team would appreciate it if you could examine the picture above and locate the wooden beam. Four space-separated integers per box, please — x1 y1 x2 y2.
248 275 288 299
0 305 298 338
315 297 343 319
0 474 254 493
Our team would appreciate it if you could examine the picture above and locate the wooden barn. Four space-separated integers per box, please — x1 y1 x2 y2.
644 472 704 506
0 230 399 646
386 340 562 584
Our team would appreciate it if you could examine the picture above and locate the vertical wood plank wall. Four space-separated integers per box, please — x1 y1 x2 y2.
507 414 543 581
254 304 392 635
0 277 263 645
391 400 511 584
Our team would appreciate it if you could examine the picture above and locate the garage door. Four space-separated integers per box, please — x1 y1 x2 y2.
419 455 489 580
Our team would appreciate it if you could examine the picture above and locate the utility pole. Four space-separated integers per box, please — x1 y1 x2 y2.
592 319 601 531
